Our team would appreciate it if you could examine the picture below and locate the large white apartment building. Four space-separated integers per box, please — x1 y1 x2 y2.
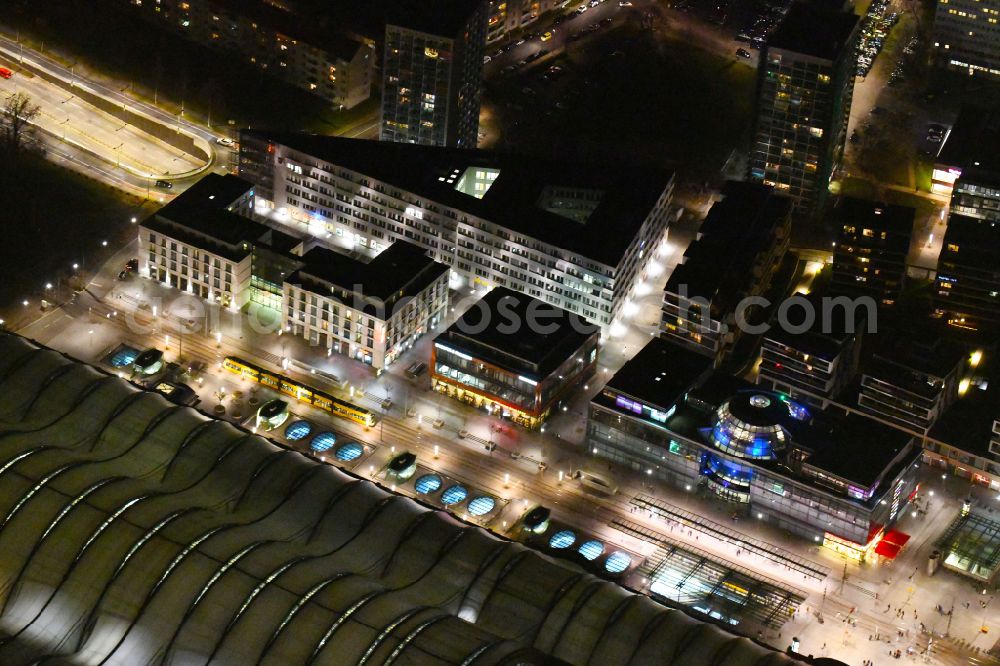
140 174 303 310
238 131 675 327
283 242 449 368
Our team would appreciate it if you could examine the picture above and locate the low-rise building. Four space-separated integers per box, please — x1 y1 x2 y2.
283 242 449 369
661 182 791 364
935 215 1000 330
858 330 966 434
831 197 913 306
931 107 1000 213
240 131 674 327
431 287 599 428
924 353 1000 488
139 174 303 310
589 337 921 559
758 292 866 407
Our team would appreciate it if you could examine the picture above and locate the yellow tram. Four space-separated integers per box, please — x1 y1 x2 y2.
222 356 376 427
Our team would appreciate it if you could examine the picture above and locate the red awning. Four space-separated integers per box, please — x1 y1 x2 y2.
874 540 902 559
883 529 911 548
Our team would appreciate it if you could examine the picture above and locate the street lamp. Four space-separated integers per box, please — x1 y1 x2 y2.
45 283 53 290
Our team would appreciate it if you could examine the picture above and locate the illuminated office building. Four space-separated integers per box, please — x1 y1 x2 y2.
431 287 599 428
589 338 921 559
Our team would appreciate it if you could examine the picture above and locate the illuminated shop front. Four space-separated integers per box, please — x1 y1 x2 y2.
589 339 922 552
430 288 600 429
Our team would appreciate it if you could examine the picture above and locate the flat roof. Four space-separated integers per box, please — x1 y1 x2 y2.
930 362 999 459
768 1 860 61
936 106 1000 179
666 181 790 304
436 287 599 379
834 197 914 252
762 292 863 361
802 413 914 488
941 215 1000 269
141 174 300 262
602 338 715 410
866 324 966 384
242 130 673 267
289 241 449 308
385 0 484 36
599 358 914 489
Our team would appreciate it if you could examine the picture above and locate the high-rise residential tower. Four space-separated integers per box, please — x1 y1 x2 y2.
381 0 487 148
749 1 861 216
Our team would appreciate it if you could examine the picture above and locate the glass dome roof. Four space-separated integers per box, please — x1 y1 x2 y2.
708 391 807 460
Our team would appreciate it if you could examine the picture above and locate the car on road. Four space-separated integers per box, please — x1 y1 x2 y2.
540 30 553 41
155 179 173 189
215 137 234 147
736 48 751 59
619 0 633 5
576 5 588 13
0 67 13 79
405 362 427 378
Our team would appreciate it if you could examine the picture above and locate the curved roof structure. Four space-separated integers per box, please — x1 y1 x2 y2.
0 333 815 666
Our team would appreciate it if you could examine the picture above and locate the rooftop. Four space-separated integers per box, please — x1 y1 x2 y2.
936 106 1000 181
802 413 914 488
141 174 300 261
436 287 599 379
666 181 791 304
930 361 999 459
384 0 485 36
940 215 1000 268
603 338 715 409
762 292 864 361
598 360 915 491
768 1 860 61
834 197 914 252
863 324 966 395
242 130 673 267
288 241 449 310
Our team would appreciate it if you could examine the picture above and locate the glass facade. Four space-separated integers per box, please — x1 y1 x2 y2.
589 387 919 551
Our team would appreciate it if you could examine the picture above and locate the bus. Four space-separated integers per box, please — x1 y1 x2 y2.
222 356 376 427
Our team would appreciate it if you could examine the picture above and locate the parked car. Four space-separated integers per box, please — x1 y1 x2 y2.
736 48 751 59
215 137 234 147
0 67 14 79
155 180 173 189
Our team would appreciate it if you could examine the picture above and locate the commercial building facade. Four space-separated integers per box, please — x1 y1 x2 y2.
139 174 303 310
431 287 599 428
589 338 921 559
661 182 791 363
932 0 1000 79
123 0 375 109
239 131 675 327
831 197 913 306
283 242 449 369
381 1 487 148
749 1 860 215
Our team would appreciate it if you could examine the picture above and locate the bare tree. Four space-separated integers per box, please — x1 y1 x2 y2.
1 92 41 152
